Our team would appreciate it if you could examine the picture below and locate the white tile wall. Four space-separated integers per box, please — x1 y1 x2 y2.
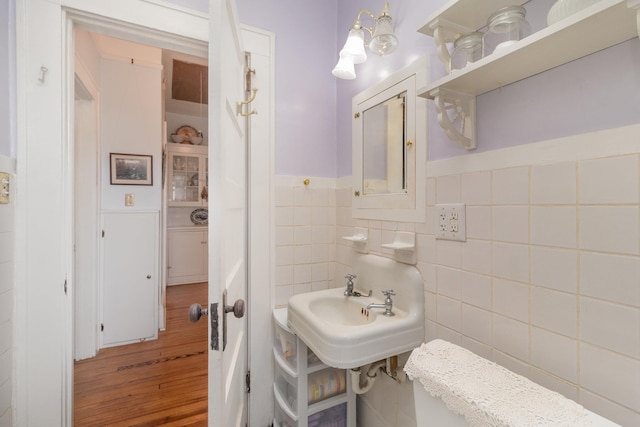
275 151 640 426
492 167 529 205
273 180 337 307
531 162 576 204
579 155 639 204
579 206 640 255
0 162 14 425
579 252 640 306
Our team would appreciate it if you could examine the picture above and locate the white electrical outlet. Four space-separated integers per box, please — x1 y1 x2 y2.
436 203 466 242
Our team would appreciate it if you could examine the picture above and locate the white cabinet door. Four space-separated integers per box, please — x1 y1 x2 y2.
101 212 159 347
167 227 208 284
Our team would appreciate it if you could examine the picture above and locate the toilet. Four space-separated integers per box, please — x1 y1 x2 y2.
406 340 620 426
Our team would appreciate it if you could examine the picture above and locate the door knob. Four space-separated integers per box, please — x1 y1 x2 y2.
222 290 245 351
224 299 245 318
189 302 219 351
189 303 208 323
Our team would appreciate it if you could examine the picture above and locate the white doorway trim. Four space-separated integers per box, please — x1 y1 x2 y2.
16 1 273 424
242 24 276 426
73 53 101 360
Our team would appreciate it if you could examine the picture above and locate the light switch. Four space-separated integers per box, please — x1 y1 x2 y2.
0 172 9 204
125 193 135 206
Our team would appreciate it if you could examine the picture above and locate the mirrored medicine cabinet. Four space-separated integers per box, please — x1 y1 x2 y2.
352 56 428 222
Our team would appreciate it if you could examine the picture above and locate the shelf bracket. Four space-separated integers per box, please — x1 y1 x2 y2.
429 18 474 73
431 88 476 150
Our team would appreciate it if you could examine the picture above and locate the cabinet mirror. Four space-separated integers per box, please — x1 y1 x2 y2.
352 56 427 222
362 91 407 196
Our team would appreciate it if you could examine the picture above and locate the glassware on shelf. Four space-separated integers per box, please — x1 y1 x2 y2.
450 32 483 72
547 0 600 26
482 5 531 57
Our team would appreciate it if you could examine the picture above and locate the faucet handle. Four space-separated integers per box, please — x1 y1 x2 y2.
345 274 357 283
382 290 396 302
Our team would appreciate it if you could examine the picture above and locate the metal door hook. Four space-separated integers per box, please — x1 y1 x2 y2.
237 89 258 117
38 66 48 84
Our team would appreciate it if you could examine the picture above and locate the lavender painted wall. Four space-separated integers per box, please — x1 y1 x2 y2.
236 0 339 177
10 0 634 173
334 0 441 177
335 0 640 176
156 0 640 178
0 0 15 158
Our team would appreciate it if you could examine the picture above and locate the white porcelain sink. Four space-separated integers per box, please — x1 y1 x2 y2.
287 254 424 369
308 294 377 326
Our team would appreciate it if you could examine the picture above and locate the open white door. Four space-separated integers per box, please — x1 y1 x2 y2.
208 0 249 425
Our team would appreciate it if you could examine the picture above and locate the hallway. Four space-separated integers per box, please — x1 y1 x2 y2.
74 282 208 426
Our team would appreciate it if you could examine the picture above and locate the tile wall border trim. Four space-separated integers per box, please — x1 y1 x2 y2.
427 124 640 177
274 175 338 189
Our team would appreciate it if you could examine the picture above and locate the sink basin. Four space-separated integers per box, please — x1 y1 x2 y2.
308 294 377 326
287 254 424 369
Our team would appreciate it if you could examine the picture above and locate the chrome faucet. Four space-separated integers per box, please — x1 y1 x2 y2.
344 274 357 296
344 274 372 297
367 290 396 317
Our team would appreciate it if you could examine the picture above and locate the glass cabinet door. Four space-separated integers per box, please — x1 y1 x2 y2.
170 153 201 205
167 146 208 207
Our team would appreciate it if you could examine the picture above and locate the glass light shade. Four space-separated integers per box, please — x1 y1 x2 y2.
332 53 356 80
369 15 398 56
341 28 367 64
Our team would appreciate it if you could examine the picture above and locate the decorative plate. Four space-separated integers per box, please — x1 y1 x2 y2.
190 208 208 225
176 125 198 138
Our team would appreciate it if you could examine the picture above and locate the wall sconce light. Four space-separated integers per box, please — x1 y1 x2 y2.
332 2 398 80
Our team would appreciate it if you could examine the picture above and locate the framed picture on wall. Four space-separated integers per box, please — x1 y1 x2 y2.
110 153 153 185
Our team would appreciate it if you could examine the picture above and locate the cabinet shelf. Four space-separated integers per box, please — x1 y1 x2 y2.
418 0 528 37
417 0 640 149
308 393 350 415
307 361 327 374
419 0 638 98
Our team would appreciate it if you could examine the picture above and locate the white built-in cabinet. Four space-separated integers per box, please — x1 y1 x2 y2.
418 0 640 150
101 212 159 347
273 308 356 427
167 226 208 285
166 144 208 207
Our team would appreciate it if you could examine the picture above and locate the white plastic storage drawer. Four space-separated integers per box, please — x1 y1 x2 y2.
274 309 298 372
274 402 297 427
275 363 298 413
308 402 347 427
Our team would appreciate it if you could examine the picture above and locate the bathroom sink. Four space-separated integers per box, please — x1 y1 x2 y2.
287 254 424 369
308 294 377 326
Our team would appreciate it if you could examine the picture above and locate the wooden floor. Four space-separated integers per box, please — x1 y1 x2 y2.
74 282 208 426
